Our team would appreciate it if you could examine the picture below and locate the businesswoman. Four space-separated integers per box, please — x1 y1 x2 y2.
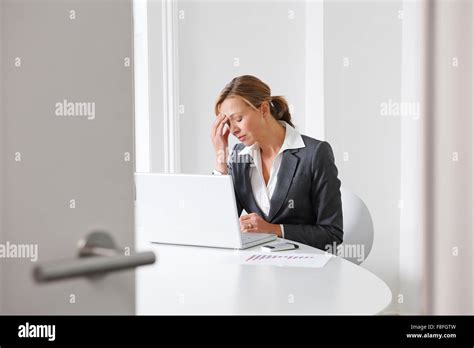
210 75 343 251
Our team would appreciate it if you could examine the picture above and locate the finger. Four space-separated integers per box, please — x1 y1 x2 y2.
240 214 252 221
243 226 261 233
211 113 226 132
240 220 255 233
241 220 257 231
213 114 228 138
243 214 257 223
222 123 230 137
241 226 254 233
215 116 227 138
211 114 224 136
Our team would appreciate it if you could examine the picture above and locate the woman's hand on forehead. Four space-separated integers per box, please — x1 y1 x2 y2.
217 112 233 126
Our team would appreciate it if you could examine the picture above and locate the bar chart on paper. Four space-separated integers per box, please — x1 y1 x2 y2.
240 253 333 268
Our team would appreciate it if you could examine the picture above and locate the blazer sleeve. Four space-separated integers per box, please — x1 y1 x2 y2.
282 141 344 251
227 144 244 217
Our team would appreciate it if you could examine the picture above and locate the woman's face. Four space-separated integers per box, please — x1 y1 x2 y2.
218 97 264 146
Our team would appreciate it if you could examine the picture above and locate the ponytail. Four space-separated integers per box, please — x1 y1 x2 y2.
270 96 294 127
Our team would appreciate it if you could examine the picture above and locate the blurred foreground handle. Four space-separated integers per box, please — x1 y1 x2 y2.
33 231 156 283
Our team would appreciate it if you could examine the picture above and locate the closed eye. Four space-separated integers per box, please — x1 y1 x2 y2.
228 115 243 124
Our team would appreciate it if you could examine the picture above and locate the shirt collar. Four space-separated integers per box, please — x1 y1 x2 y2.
238 121 306 157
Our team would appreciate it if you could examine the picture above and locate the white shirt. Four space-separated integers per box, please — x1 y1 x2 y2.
213 121 306 238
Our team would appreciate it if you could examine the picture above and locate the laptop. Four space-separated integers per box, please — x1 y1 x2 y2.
134 173 277 249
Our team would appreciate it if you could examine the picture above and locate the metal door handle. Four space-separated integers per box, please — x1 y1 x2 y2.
33 231 156 283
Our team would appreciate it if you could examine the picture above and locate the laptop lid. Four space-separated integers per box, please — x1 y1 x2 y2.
135 173 243 248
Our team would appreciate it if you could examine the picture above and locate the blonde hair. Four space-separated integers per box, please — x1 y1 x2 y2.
214 75 294 127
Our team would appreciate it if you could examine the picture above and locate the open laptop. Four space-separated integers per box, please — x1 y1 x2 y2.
134 173 277 249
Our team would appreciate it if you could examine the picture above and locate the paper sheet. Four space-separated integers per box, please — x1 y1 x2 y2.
236 252 333 268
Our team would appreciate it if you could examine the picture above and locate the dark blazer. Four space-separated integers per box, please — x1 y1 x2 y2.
228 136 343 251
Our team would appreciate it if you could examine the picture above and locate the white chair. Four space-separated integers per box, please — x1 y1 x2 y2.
338 187 374 265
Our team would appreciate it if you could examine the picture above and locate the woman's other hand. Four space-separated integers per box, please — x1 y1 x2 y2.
239 213 282 237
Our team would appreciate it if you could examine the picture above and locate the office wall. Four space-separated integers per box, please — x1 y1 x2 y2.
398 0 424 314
428 0 472 314
324 1 402 313
146 0 310 174
0 0 4 314
146 0 165 172
305 0 325 141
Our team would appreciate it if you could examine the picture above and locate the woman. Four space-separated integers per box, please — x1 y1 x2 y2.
210 75 343 251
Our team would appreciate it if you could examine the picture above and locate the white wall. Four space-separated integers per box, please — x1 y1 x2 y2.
304 0 325 141
323 0 402 314
398 0 424 314
147 0 165 173
0 0 4 314
147 0 311 174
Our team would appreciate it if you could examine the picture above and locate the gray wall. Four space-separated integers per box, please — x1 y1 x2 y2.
324 0 402 313
1 0 135 314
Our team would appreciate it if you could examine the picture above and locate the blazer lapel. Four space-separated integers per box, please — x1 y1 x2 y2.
267 149 299 222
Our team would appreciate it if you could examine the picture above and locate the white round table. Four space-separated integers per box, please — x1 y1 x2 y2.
136 238 392 315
